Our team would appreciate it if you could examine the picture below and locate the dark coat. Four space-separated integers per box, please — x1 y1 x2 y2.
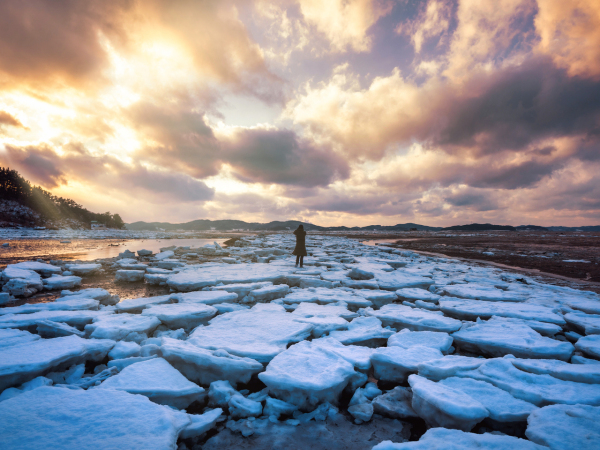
292 229 307 256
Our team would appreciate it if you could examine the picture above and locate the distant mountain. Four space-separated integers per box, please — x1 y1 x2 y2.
442 223 517 231
125 220 441 232
547 226 600 232
126 219 600 233
516 225 549 231
0 167 124 229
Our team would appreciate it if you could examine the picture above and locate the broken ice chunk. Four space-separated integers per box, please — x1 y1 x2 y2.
526 404 600 450
229 394 262 419
372 427 545 449
171 290 238 305
388 329 453 354
160 338 263 387
258 341 356 411
511 358 600 384
42 275 82 290
440 284 526 302
0 335 114 391
108 341 142 360
396 288 440 303
85 314 161 343
245 284 290 303
564 311 600 335
0 297 99 316
452 319 574 361
463 358 600 406
408 374 489 431
0 328 40 348
0 387 191 450
575 334 600 359
355 289 398 308
439 299 565 325
417 355 485 381
180 408 223 439
36 320 85 338
328 316 394 347
311 337 373 371
439 377 538 422
115 294 173 314
263 397 298 419
188 309 312 363
372 386 418 419
372 346 443 382
97 357 205 409
142 303 217 332
367 304 462 333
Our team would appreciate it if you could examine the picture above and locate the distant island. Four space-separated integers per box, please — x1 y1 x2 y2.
0 167 125 229
126 220 600 233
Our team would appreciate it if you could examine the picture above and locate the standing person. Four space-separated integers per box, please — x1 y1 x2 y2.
293 224 307 267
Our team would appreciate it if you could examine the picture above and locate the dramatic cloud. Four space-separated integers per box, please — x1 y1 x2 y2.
221 128 349 187
0 143 214 202
128 99 348 188
0 0 598 226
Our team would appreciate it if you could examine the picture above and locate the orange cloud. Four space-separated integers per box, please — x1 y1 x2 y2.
535 0 600 79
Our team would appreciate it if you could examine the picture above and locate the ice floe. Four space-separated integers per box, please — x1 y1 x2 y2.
97 357 205 409
160 338 263 387
0 386 191 450
452 318 574 360
367 304 462 333
258 341 356 410
188 308 312 362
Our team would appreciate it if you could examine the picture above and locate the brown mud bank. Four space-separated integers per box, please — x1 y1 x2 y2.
351 230 600 294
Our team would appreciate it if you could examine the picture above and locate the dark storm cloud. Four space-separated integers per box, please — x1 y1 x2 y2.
1 143 214 202
434 57 600 156
224 128 350 187
466 159 563 190
130 99 349 188
444 190 498 211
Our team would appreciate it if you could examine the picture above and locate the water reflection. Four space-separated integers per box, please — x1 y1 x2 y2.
76 238 227 260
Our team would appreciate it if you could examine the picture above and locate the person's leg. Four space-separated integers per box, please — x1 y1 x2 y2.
295 255 299 266
300 256 304 267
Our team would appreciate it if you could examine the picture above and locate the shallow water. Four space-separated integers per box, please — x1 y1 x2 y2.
361 239 400 246
76 238 228 260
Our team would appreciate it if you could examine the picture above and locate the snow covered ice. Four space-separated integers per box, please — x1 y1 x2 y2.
452 318 574 360
0 387 192 450
2 232 600 448
258 340 356 410
97 357 205 409
373 427 545 449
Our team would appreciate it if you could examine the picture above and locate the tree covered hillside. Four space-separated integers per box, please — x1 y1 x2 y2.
0 167 124 229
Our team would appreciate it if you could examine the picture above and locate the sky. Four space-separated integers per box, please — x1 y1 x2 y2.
0 0 599 227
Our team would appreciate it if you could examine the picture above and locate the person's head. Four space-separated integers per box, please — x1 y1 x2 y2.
298 224 304 230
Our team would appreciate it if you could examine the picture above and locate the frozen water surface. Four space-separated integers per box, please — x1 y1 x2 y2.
2 231 600 447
